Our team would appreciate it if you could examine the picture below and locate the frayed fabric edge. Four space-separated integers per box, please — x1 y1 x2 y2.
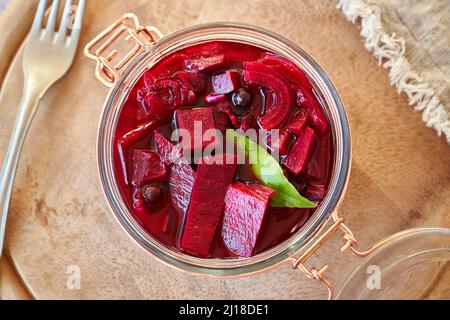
337 0 450 144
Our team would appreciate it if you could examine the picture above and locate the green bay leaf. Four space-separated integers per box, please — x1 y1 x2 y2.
227 130 317 209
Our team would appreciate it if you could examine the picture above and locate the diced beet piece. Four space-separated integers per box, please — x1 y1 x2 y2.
152 79 184 107
131 149 168 186
180 154 238 257
175 108 220 153
269 129 293 155
154 131 183 166
263 87 275 113
142 93 172 121
134 90 153 122
243 60 291 88
304 184 326 202
240 113 258 132
132 187 145 213
174 72 207 93
282 127 317 176
258 52 313 90
142 71 155 90
169 163 195 217
296 90 307 105
244 60 284 76
217 103 240 128
117 120 161 185
310 104 328 137
297 89 328 136
161 213 171 234
221 182 275 257
184 54 226 72
212 70 241 94
305 161 321 180
214 111 232 132
155 53 188 76
287 107 310 135
142 78 192 121
143 78 197 121
243 62 292 129
184 42 223 57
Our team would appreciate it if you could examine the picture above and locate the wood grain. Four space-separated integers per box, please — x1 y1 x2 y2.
0 0 449 299
0 0 36 87
0 253 31 299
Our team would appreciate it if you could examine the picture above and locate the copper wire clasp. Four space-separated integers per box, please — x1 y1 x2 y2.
292 214 366 300
84 13 163 87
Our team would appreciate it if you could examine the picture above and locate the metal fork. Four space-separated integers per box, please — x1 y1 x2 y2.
0 0 85 256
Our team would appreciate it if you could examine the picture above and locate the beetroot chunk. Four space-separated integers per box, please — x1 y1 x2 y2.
184 55 226 72
154 131 182 166
304 184 326 202
216 103 240 128
212 70 241 94
258 52 312 90
286 107 310 136
282 127 317 176
152 53 188 77
269 129 293 155
174 72 207 93
142 93 172 121
180 154 238 257
240 113 258 132
131 149 168 186
117 120 161 185
243 62 292 129
175 108 220 153
214 111 232 132
184 42 223 57
221 182 275 257
297 89 328 136
306 161 321 180
142 78 195 121
169 163 195 217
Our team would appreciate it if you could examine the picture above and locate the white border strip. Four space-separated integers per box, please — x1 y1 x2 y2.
338 0 450 144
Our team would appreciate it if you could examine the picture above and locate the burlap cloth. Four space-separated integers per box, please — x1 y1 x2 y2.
339 0 450 143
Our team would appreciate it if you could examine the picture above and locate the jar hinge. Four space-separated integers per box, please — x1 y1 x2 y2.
84 13 163 87
291 215 381 300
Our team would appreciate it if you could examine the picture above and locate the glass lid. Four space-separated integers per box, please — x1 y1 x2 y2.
335 227 450 300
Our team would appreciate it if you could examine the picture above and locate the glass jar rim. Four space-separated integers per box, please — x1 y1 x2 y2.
97 22 352 276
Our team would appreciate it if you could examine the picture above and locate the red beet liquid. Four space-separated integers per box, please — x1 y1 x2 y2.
113 41 333 258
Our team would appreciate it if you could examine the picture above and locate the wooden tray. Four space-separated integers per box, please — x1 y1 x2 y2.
1 0 449 299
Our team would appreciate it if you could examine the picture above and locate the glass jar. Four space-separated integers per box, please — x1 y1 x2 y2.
85 14 449 299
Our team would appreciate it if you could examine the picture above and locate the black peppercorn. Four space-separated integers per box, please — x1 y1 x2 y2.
232 89 252 108
142 183 166 206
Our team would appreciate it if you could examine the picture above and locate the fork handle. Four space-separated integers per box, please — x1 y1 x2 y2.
0 86 42 257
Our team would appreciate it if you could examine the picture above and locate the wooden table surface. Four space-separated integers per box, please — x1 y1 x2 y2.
0 0 449 300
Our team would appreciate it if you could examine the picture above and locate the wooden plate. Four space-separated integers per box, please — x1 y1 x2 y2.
1 0 449 299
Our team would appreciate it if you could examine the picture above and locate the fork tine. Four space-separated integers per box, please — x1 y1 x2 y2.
68 0 86 45
45 0 61 34
73 0 86 31
31 0 47 34
57 0 73 34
